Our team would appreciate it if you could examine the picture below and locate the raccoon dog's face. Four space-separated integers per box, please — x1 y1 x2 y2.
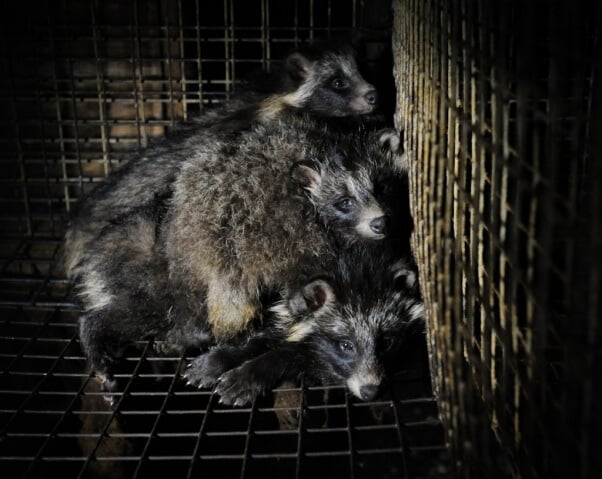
273 257 424 401
284 46 378 117
292 156 387 243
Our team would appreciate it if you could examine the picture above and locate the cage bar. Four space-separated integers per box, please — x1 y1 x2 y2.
393 0 601 477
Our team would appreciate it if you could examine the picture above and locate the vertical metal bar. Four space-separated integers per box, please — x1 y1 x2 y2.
343 392 355 479
239 397 258 479
229 0 235 95
195 0 204 108
261 0 271 73
479 0 493 413
294 379 306 479
294 0 299 46
47 1 72 215
494 0 510 444
261 0 267 72
164 0 176 126
178 0 188 120
221 0 236 100
130 0 147 149
131 355 187 479
185 392 218 479
391 387 410 478
309 0 314 42
64 0 85 201
35 76 58 236
327 0 332 37
90 0 112 176
223 0 231 100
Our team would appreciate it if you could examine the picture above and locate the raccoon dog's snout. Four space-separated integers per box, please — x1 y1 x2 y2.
364 89 378 106
359 384 379 401
369 216 386 236
350 85 378 114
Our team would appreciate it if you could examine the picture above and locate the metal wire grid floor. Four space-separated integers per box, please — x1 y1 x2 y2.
0 237 452 479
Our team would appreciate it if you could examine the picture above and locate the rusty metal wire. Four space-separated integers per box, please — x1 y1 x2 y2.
393 0 602 477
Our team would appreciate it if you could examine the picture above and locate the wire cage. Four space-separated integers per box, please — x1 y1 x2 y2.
0 1 453 478
394 0 601 477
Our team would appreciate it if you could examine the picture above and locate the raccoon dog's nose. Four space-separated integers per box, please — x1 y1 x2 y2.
359 385 379 401
369 216 386 235
364 89 378 105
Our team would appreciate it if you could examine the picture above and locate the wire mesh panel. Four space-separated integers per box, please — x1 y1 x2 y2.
393 0 602 477
0 0 452 477
0 300 449 478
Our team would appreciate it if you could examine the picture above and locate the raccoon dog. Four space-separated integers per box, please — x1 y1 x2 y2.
184 245 424 406
256 40 378 121
62 41 379 280
73 116 394 380
164 115 391 342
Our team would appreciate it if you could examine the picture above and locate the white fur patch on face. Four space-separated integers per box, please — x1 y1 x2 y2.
80 271 114 312
269 300 291 320
286 321 316 342
346 370 382 400
355 203 386 240
348 96 376 114
283 74 322 109
257 75 320 121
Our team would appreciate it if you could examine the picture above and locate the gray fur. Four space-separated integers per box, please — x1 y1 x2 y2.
62 42 379 280
164 115 389 340
69 112 396 378
184 245 424 405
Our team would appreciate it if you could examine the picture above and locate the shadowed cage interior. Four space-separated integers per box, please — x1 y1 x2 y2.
2 0 599 478
394 0 601 477
0 1 452 478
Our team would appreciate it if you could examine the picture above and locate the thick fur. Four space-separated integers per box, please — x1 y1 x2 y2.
74 199 213 376
257 40 378 121
71 115 398 378
184 245 424 406
62 41 379 280
164 115 390 340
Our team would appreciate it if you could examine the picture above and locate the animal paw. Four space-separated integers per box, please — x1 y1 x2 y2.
214 366 265 407
153 340 182 356
377 128 402 155
183 351 231 389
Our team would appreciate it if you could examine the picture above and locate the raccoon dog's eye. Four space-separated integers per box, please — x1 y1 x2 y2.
339 339 355 353
331 78 348 90
335 197 355 213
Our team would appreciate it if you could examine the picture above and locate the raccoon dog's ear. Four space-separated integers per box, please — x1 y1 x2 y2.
291 160 322 191
285 52 314 81
289 279 336 315
391 260 418 290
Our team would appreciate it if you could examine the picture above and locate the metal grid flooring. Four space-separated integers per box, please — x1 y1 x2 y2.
0 236 452 479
